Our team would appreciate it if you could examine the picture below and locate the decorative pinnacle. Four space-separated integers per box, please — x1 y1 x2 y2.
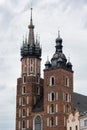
28 6 34 29
68 56 70 62
23 35 24 44
58 30 60 38
30 7 33 21
25 33 27 44
47 56 49 61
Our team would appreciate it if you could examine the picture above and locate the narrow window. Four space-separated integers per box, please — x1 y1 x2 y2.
66 104 69 113
30 59 33 64
23 75 26 83
52 93 55 101
22 86 26 94
50 117 54 127
65 77 69 87
36 87 40 95
22 109 26 117
30 66 33 72
50 76 55 86
36 75 39 83
76 125 78 130
35 116 41 130
70 127 72 130
22 120 26 128
22 97 26 105
50 104 54 113
65 93 69 102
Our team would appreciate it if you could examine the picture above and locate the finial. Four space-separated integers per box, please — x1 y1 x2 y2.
36 33 38 44
58 30 60 38
30 6 33 20
28 4 34 29
68 56 70 62
47 56 49 61
25 33 27 44
23 35 24 44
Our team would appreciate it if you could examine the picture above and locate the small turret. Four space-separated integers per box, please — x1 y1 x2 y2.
45 56 51 69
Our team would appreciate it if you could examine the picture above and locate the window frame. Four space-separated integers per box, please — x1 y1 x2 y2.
50 76 55 86
65 76 69 87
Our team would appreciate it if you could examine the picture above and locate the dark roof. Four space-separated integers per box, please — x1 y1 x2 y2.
32 97 44 112
32 92 87 113
73 92 87 113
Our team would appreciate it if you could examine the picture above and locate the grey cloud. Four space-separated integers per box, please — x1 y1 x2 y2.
0 85 6 91
0 5 16 30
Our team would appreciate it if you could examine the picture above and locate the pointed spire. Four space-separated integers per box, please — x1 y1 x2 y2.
23 35 24 45
25 33 27 44
47 56 49 61
58 30 60 38
28 7 35 45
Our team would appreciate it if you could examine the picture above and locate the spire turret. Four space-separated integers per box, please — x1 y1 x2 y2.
21 8 41 59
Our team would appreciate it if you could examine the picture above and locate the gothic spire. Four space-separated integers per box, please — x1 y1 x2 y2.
28 7 35 46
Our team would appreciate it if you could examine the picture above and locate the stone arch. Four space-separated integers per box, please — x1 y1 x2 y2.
33 114 43 130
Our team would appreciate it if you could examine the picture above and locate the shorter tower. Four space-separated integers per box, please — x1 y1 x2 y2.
16 8 43 130
44 31 73 130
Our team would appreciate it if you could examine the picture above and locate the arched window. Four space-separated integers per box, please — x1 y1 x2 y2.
22 97 26 105
22 120 26 128
66 104 69 113
23 75 26 84
22 86 26 94
35 116 41 130
50 117 54 127
65 77 69 87
50 104 54 113
50 76 55 86
51 92 55 101
22 108 26 117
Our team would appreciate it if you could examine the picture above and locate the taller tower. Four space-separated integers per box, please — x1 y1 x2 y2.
44 31 73 130
16 8 43 130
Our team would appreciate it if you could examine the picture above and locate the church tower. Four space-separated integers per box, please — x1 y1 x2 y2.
16 8 43 130
16 8 73 130
44 31 73 130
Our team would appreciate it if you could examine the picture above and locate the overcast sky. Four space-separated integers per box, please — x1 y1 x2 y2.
0 0 87 130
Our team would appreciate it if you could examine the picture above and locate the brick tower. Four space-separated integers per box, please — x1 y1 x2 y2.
16 8 73 130
44 31 73 130
16 8 43 130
